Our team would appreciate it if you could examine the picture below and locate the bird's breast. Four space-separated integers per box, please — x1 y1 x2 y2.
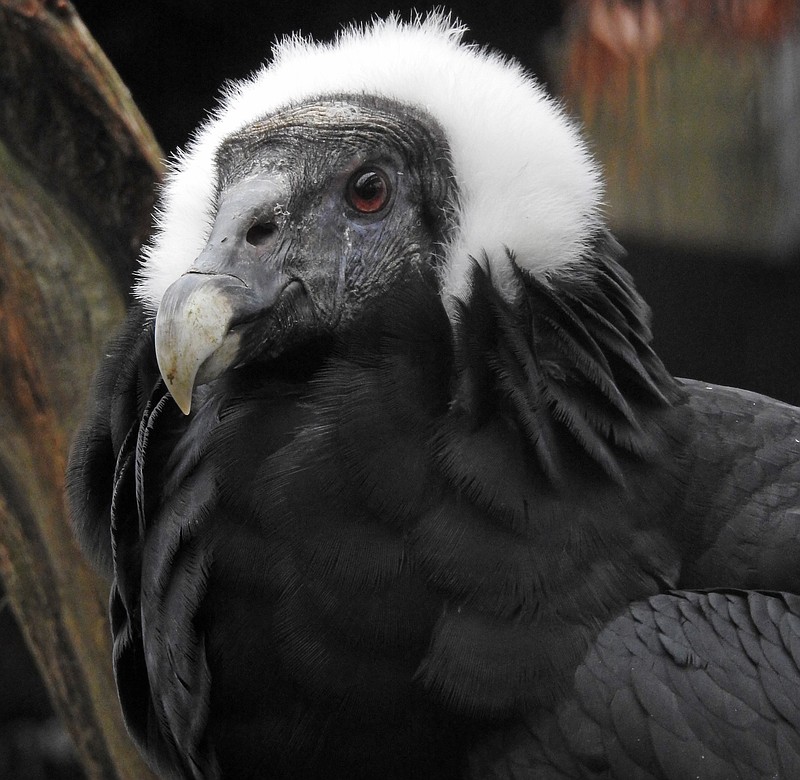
132 356 461 775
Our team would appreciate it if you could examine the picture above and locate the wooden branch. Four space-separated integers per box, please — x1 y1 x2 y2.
0 1 162 777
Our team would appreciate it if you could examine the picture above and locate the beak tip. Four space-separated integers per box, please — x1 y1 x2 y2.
156 353 195 416
161 372 193 415
173 393 193 416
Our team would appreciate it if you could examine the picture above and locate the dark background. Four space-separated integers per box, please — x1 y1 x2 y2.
2 2 798 777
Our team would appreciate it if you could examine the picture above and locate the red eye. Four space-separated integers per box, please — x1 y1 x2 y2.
346 167 391 214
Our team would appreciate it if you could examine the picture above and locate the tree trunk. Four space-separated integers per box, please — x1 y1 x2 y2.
0 1 161 777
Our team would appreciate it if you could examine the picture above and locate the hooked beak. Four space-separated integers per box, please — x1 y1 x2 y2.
155 272 253 414
155 270 306 415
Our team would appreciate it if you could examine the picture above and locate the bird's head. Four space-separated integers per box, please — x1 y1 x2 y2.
139 14 604 414
154 97 455 412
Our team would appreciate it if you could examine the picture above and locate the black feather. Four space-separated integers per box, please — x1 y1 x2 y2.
68 235 800 777
447 237 677 489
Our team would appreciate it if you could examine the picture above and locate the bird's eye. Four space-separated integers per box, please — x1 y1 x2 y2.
346 167 391 214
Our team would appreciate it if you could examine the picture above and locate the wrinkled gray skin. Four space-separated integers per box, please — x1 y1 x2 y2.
155 97 456 413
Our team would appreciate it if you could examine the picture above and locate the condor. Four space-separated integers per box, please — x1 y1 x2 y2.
68 15 800 779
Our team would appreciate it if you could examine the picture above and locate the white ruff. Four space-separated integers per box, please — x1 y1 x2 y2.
135 13 604 311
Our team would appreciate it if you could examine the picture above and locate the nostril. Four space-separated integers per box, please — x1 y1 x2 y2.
246 222 276 247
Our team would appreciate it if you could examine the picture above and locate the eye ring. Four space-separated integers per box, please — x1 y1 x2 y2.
346 167 392 214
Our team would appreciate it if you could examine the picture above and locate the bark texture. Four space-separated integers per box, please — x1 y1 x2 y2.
0 1 161 777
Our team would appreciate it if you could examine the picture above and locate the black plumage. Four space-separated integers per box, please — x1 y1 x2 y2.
469 591 800 779
67 19 800 780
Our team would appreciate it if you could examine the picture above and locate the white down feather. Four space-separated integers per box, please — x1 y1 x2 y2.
134 13 604 312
